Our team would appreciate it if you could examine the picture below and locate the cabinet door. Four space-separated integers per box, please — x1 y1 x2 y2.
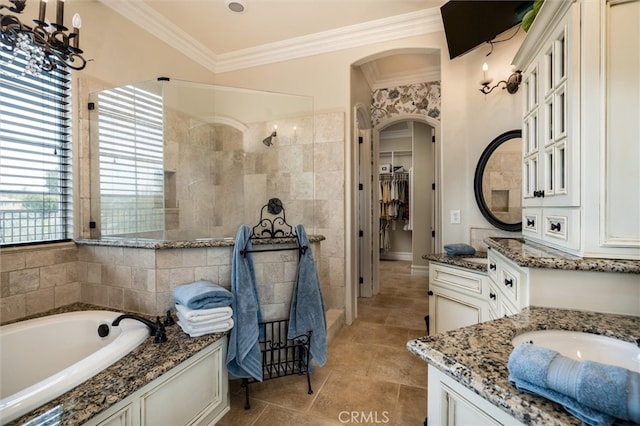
523 4 580 209
429 286 484 335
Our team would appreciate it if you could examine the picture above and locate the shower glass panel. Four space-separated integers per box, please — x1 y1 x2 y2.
88 79 314 241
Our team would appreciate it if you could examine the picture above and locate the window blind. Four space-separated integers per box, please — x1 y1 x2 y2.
0 51 73 246
97 85 164 237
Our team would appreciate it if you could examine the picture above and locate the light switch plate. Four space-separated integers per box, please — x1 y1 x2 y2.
450 209 461 224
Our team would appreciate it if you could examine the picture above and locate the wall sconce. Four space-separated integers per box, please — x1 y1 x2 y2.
479 63 522 95
262 125 277 147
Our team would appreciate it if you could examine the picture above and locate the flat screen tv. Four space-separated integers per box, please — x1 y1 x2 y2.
440 1 533 60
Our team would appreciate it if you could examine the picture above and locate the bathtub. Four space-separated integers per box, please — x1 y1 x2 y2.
0 311 150 424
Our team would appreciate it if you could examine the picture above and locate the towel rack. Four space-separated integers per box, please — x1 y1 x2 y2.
238 198 314 409
240 198 308 256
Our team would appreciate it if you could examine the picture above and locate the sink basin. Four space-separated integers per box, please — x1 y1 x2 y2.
462 257 487 265
512 330 640 372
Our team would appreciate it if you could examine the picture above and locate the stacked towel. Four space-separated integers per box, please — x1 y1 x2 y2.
175 304 234 337
173 280 234 310
508 343 640 426
172 280 235 337
444 243 476 256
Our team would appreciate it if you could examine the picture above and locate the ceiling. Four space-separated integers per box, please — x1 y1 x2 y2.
100 0 446 87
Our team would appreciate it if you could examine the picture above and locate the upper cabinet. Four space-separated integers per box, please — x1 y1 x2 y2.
513 0 640 260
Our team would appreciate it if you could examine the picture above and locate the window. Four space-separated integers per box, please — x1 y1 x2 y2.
96 85 164 238
0 50 73 246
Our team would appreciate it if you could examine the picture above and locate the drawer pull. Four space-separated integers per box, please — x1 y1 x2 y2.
489 263 497 271
527 218 535 227
533 190 545 198
550 222 562 232
504 278 514 287
489 292 496 300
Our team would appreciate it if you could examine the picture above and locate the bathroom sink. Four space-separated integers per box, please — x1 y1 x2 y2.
512 330 640 372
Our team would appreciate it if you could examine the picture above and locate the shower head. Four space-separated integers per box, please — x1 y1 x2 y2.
262 131 277 147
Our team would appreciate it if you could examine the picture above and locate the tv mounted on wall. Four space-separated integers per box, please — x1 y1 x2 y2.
440 1 533 60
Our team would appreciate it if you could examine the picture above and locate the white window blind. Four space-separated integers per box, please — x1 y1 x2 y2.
97 85 164 237
0 51 73 246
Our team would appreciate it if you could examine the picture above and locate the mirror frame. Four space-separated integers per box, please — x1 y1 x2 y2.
473 129 522 232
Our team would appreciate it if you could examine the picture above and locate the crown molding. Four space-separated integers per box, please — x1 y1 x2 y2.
101 1 443 74
99 0 219 72
214 8 444 73
362 62 440 90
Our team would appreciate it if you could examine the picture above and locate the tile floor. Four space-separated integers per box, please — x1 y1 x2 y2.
217 260 430 426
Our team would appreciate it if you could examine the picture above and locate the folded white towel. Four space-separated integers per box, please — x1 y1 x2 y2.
176 311 232 329
175 304 233 322
178 319 234 337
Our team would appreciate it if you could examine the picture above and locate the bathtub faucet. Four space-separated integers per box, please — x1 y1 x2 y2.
112 314 168 344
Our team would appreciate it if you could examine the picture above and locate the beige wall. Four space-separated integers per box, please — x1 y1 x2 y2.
1 3 526 322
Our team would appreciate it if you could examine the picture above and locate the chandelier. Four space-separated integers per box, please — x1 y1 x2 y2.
0 0 87 75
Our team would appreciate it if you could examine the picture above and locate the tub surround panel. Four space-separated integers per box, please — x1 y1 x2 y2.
407 306 640 426
5 303 225 426
75 237 325 319
486 238 640 273
0 243 80 323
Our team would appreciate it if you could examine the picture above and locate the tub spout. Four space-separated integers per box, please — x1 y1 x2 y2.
111 314 167 343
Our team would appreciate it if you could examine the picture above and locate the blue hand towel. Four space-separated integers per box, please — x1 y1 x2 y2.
225 225 264 382
444 243 476 256
508 343 640 425
287 224 327 367
172 280 234 309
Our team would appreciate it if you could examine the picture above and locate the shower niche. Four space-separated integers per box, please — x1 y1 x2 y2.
88 79 314 241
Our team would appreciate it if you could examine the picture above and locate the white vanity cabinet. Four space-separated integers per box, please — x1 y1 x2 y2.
428 366 525 426
487 250 529 318
428 263 490 335
87 338 229 426
515 0 640 259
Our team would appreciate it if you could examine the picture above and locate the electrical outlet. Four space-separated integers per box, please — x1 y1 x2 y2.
450 209 461 224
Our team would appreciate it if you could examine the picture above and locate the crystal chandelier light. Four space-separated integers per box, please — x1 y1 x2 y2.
0 0 87 75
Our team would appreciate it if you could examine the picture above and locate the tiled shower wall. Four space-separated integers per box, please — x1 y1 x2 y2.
0 109 346 323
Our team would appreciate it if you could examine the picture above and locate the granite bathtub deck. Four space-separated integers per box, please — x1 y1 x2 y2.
7 303 226 426
407 306 640 426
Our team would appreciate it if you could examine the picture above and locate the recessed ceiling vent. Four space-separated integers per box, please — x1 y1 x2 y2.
225 0 247 13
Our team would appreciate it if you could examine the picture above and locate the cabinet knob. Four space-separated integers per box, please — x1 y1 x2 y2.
504 278 514 287
550 222 562 232
427 290 434 296
489 292 496 300
489 263 496 271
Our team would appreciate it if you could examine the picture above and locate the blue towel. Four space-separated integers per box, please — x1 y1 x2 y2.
172 280 234 309
226 225 264 382
287 224 327 367
444 243 476 256
508 343 640 426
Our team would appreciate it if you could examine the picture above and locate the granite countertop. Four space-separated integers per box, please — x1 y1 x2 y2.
486 238 640 273
75 235 325 249
407 306 640 426
8 303 226 426
423 252 488 272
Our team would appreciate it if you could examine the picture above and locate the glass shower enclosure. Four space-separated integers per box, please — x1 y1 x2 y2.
88 78 314 241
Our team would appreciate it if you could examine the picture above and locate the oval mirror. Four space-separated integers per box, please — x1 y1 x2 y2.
473 130 522 232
